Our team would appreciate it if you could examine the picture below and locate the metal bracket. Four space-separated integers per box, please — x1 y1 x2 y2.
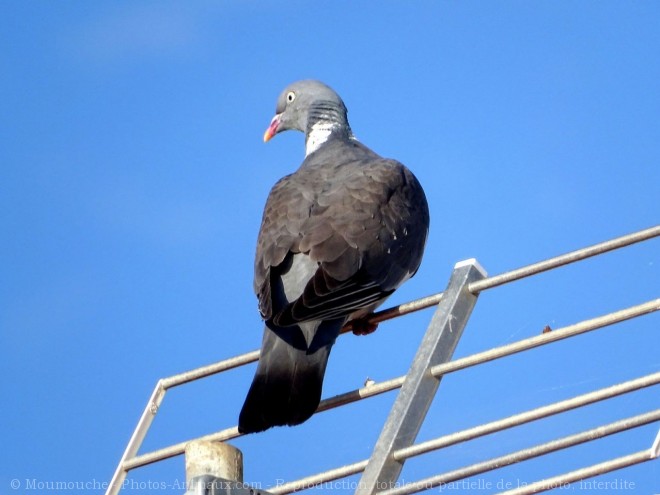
356 259 487 495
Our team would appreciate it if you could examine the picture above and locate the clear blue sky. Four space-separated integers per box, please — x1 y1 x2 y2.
1 2 658 494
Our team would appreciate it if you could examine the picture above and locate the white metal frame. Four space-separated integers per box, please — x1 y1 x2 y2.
106 225 660 495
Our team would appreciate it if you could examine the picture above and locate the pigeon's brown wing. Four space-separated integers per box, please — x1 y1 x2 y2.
254 142 429 327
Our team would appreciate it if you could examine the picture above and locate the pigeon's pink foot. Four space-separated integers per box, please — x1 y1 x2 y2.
351 318 379 336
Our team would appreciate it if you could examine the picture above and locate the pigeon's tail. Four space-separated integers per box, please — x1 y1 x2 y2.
238 320 342 434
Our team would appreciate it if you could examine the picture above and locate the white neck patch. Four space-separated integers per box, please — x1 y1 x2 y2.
305 121 336 156
305 121 358 156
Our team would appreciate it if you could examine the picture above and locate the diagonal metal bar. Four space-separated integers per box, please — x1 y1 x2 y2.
355 259 487 495
381 409 660 495
269 461 369 495
394 371 660 462
267 371 660 495
123 427 240 470
430 298 660 378
497 424 660 495
468 224 660 294
316 376 406 413
107 380 166 495
318 299 659 418
652 419 660 457
498 449 656 495
162 351 260 389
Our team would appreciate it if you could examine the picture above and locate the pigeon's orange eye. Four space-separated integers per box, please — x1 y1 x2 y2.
286 91 296 103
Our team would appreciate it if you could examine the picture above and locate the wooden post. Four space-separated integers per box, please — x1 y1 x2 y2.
185 441 243 483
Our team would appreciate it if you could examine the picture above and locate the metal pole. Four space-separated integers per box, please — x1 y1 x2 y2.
269 461 369 495
106 380 166 495
430 298 660 378
356 259 487 495
183 442 277 495
185 441 243 483
394 371 660 462
468 224 660 294
497 449 655 495
123 427 240 470
381 409 660 495
497 425 660 495
267 372 660 495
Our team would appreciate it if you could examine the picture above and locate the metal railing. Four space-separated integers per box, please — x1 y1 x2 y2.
106 225 660 495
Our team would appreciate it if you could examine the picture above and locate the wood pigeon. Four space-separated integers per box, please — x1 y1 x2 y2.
238 80 429 433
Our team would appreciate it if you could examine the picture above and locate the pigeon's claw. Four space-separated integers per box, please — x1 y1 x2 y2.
351 318 379 336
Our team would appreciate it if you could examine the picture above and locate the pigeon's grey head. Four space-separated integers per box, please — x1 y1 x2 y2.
263 80 350 143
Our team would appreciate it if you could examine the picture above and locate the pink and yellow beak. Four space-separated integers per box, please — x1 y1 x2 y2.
263 114 281 142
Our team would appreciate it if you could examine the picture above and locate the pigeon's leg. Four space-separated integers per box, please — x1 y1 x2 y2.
351 317 379 336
